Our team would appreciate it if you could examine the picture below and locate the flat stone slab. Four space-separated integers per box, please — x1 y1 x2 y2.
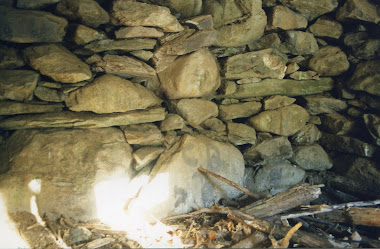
0 100 64 115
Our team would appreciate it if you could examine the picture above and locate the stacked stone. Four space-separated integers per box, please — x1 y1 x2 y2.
0 0 379 222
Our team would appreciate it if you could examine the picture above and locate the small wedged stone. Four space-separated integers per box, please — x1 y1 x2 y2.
23 44 92 84
248 33 289 53
115 26 164 39
160 114 186 131
0 100 63 115
173 98 218 126
290 124 322 145
121 123 164 146
336 0 380 24
0 70 39 101
279 0 338 20
0 46 25 69
34 86 65 102
263 96 296 110
283 31 319 55
132 146 165 171
84 39 157 53
227 122 257 145
301 95 347 115
308 16 343 39
291 144 332 171
219 101 262 121
289 71 318 80
202 118 226 132
267 5 308 30
347 60 380 96
72 25 106 45
308 46 349 76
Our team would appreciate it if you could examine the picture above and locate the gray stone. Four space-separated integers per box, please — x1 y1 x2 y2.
34 86 65 102
302 95 347 115
291 144 332 171
267 5 308 30
0 108 166 130
248 33 289 53
336 0 380 24
228 77 334 98
158 49 220 99
279 0 338 20
0 128 135 220
121 123 164 146
0 46 24 69
320 112 357 135
67 227 92 246
363 114 380 145
95 55 156 79
224 49 287 80
72 25 106 45
283 31 319 55
320 132 378 158
174 98 218 126
56 0 109 28
0 7 67 43
0 100 63 115
308 46 349 76
111 0 183 32
219 101 262 121
150 0 202 18
24 44 91 84
290 124 322 145
0 70 39 102
248 104 310 136
308 16 343 39
160 114 186 131
227 122 257 145
202 118 226 132
289 71 319 80
115 26 164 39
66 74 161 114
250 161 305 192
132 147 165 171
347 60 380 96
263 96 296 110
202 0 267 47
17 0 60 9
84 39 157 53
244 136 293 166
126 134 245 221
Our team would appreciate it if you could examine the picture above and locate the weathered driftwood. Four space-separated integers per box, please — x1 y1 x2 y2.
315 207 380 227
241 184 323 218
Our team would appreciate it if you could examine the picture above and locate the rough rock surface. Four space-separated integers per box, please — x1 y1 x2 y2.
248 104 310 136
283 31 319 55
308 17 343 39
263 95 296 110
17 0 61 9
158 49 220 99
34 86 65 103
291 144 333 171
150 0 202 18
267 5 308 30
121 123 164 146
160 114 186 131
84 39 157 53
0 7 67 43
347 60 380 96
290 124 321 145
0 101 63 116
65 75 161 114
227 122 257 145
363 114 380 145
308 46 349 76
126 134 245 220
219 101 262 120
302 95 347 115
0 70 39 101
132 147 165 171
115 26 164 39
279 0 338 20
320 113 357 135
336 0 380 24
72 25 106 45
0 46 25 69
174 99 218 126
23 44 92 84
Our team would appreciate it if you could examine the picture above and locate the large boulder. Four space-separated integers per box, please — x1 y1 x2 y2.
65 74 162 114
308 46 349 76
279 0 338 20
126 134 245 220
347 60 380 96
23 44 92 84
0 70 39 101
0 128 135 220
0 7 67 43
158 49 220 99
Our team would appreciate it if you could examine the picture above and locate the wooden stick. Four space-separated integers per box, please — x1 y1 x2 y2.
280 222 302 248
198 167 262 199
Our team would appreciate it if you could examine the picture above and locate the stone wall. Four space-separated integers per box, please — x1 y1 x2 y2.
0 0 379 221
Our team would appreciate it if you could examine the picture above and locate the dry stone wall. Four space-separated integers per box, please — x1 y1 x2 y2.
0 0 379 221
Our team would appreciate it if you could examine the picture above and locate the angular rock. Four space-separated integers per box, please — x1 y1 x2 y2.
0 7 67 43
353 39 380 60
66 74 161 114
320 132 378 157
130 50 154 62
291 144 332 171
279 0 338 20
72 25 106 45
263 96 296 110
126 134 245 220
347 60 380 96
56 0 109 28
24 44 91 84
36 87 62 102
150 0 202 18
267 5 308 30
0 70 39 102
336 0 380 24
0 100 63 115
244 136 293 166
290 124 322 145
248 33 289 53
174 98 218 126
289 71 318 80
249 104 309 136
17 0 60 9
95 55 156 79
219 81 237 95
301 95 347 115
67 227 92 246
219 101 262 121
0 128 135 220
121 123 164 146
308 46 349 76
202 118 226 132
320 112 357 135
360 93 380 110
285 62 299 75
227 122 257 145
111 0 183 32
184 15 214 30
132 147 165 171
250 161 305 192
308 16 343 39
158 49 220 99
115 26 164 39
283 31 319 55
160 114 186 131
0 108 166 130
363 114 380 145
84 39 157 53
0 46 24 69
202 0 267 47
224 49 287 80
